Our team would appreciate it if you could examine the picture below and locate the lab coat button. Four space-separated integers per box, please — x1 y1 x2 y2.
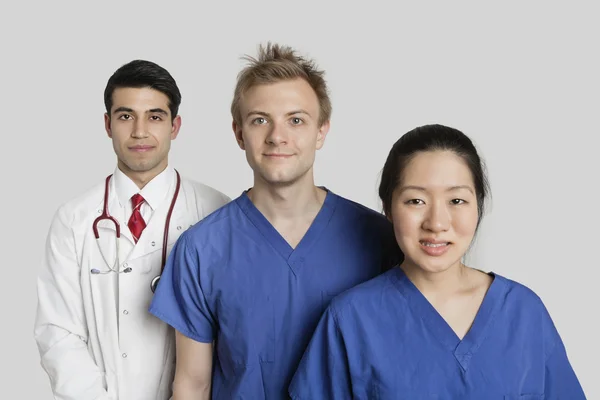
151 241 156 246
122 353 127 358
123 310 129 315
177 225 182 230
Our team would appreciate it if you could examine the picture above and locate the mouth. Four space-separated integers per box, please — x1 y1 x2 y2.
419 240 451 256
264 153 293 158
419 240 450 247
129 145 155 152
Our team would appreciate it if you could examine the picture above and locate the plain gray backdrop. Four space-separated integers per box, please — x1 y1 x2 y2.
2 1 598 398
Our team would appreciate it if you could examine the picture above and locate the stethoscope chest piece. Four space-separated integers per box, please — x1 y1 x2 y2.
151 275 161 293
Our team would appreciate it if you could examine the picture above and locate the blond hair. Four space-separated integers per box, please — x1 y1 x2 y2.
231 42 332 127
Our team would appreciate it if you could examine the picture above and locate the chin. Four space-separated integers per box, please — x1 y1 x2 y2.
125 160 158 173
418 262 453 274
258 169 303 186
403 253 456 274
418 254 467 274
262 177 297 186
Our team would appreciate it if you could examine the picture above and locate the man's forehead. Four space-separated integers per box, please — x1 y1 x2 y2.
241 80 319 110
112 87 169 102
111 87 170 111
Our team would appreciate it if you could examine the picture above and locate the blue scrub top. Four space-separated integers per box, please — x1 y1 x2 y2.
149 189 402 399
289 267 586 400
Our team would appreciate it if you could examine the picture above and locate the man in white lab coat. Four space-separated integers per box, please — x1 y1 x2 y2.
33 60 230 400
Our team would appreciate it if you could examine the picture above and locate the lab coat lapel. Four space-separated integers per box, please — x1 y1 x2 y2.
125 191 191 264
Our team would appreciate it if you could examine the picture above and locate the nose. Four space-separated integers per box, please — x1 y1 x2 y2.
131 119 149 139
422 201 450 233
265 121 288 146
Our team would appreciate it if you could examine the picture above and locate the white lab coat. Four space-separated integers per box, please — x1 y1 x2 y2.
34 168 230 400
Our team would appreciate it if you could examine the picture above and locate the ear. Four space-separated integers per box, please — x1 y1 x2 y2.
232 120 245 150
384 209 392 222
104 113 112 138
315 120 331 150
170 115 182 140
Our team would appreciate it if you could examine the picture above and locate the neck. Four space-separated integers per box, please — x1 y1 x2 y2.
117 161 167 190
401 260 469 297
248 172 326 222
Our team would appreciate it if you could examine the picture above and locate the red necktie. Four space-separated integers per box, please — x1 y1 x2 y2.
128 193 146 243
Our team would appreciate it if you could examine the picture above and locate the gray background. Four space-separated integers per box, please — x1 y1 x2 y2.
1 1 598 398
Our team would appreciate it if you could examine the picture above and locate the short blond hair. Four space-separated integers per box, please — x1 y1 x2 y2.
231 42 332 127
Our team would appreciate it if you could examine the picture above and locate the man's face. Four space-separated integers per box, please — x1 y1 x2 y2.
105 87 180 180
233 78 329 187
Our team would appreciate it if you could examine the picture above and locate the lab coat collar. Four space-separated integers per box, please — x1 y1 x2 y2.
113 165 174 211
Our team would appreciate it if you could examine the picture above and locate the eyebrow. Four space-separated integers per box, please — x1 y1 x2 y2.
245 109 311 119
246 111 270 118
399 185 475 194
149 108 169 115
113 107 169 115
113 107 134 114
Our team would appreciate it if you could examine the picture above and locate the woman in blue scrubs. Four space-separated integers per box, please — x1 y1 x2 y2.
289 124 587 399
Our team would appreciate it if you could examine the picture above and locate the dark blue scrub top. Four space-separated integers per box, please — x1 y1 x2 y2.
290 267 586 400
149 189 402 399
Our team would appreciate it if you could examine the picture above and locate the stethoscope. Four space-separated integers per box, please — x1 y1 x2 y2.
91 169 181 293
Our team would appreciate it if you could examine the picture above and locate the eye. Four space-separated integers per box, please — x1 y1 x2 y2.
451 199 466 205
150 115 163 121
290 117 303 125
118 114 132 120
405 199 425 205
252 117 267 125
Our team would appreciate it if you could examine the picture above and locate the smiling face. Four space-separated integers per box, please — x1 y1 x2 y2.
232 78 330 188
389 150 480 274
104 87 181 183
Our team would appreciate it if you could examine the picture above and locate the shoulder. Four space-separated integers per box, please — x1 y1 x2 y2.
330 192 394 235
493 273 557 334
494 273 565 357
329 268 398 319
178 196 241 245
331 192 401 264
52 180 106 227
181 177 231 209
494 273 546 309
333 193 387 221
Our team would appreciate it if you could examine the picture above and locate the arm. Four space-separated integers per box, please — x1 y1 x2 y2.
33 207 112 400
540 302 587 399
544 340 587 399
149 233 217 398
172 331 213 400
289 306 353 400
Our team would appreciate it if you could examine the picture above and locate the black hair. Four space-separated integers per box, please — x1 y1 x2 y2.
104 60 181 121
379 124 490 229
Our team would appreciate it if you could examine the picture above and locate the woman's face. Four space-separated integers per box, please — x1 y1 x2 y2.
389 150 479 274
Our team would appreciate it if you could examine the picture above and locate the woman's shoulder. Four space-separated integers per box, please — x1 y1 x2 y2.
488 272 551 317
328 268 404 321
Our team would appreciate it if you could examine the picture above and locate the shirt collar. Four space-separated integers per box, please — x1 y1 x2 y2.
113 165 174 211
